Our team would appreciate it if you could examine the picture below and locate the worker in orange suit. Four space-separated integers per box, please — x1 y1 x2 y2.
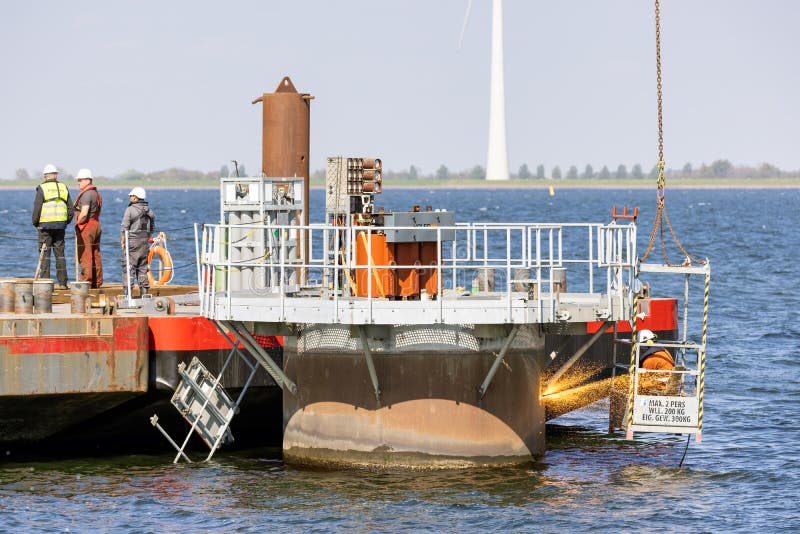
73 168 103 288
638 329 675 393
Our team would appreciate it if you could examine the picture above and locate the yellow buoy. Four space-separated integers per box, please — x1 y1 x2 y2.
549 185 555 196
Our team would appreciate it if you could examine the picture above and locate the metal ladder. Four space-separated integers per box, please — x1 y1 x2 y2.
625 261 710 442
150 322 262 463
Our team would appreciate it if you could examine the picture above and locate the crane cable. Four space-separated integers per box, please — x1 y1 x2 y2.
640 0 705 267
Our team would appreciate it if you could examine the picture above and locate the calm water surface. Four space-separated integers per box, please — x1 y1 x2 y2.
1 186 798 532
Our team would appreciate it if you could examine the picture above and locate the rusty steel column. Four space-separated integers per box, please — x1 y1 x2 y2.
252 77 313 276
280 324 548 469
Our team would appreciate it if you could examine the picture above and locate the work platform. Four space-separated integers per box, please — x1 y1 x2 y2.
198 217 639 329
176 177 657 467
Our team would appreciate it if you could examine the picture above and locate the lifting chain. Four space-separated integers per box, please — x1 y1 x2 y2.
641 0 704 266
655 0 665 195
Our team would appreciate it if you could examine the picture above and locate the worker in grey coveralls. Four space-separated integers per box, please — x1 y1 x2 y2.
120 186 155 297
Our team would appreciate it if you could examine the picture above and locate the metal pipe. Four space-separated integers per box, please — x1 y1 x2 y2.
150 415 192 463
588 225 594 292
194 223 201 293
253 76 313 284
34 243 47 280
479 324 520 399
357 325 381 403
124 230 133 307
608 321 619 434
74 235 79 282
682 272 689 366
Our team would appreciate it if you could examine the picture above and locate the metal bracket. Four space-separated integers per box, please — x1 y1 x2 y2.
150 324 261 463
221 320 297 396
478 324 520 399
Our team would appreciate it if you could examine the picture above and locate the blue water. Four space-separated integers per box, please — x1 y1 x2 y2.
1 186 799 532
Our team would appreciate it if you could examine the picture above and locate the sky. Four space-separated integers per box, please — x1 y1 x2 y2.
1 0 797 179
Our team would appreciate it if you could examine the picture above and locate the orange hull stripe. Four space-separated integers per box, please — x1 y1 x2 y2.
147 316 283 351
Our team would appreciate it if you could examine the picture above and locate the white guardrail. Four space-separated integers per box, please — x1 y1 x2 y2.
195 221 638 325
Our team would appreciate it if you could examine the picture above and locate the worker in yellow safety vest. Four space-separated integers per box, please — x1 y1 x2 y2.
31 164 74 288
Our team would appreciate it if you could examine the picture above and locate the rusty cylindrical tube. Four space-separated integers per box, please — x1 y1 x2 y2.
14 280 34 314
33 279 54 314
0 279 16 313
70 281 91 314
252 76 313 282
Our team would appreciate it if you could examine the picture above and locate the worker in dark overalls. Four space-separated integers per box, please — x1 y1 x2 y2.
74 168 104 288
31 164 74 288
120 187 155 297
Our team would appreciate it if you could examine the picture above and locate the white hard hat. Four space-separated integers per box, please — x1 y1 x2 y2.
128 186 146 199
42 164 58 176
75 168 93 180
638 329 657 343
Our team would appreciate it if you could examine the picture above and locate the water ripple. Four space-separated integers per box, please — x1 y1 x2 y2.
1 188 799 531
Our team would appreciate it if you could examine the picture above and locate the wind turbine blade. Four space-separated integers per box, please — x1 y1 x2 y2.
458 0 473 50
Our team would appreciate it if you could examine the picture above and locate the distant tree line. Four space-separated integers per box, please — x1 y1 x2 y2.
365 159 798 181
5 159 796 182
7 164 247 183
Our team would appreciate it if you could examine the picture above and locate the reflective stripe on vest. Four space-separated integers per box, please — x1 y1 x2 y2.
39 181 69 223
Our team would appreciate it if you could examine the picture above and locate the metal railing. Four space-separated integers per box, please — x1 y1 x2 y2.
195 220 637 324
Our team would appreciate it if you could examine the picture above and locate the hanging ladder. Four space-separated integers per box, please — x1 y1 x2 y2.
150 322 262 463
624 261 710 442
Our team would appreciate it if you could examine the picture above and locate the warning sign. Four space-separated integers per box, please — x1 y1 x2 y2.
632 395 699 427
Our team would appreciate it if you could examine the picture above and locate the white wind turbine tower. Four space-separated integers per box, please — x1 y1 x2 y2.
460 0 509 181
